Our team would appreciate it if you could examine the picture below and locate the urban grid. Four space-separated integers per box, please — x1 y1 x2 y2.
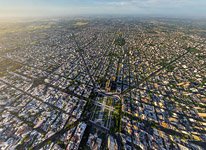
0 18 206 150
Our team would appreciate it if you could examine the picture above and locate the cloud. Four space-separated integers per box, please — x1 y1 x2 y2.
0 0 206 18
98 0 195 8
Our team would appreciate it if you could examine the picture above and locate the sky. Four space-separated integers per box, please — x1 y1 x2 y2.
0 0 206 18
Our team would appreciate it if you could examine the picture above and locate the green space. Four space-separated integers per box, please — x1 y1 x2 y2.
103 109 109 127
0 58 22 77
0 22 53 36
106 97 113 106
197 54 206 59
110 102 122 133
114 36 126 47
186 47 199 53
74 21 89 26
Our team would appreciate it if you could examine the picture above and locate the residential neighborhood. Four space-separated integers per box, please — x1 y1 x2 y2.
0 18 206 150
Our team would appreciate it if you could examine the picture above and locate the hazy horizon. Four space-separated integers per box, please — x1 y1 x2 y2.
0 0 206 19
